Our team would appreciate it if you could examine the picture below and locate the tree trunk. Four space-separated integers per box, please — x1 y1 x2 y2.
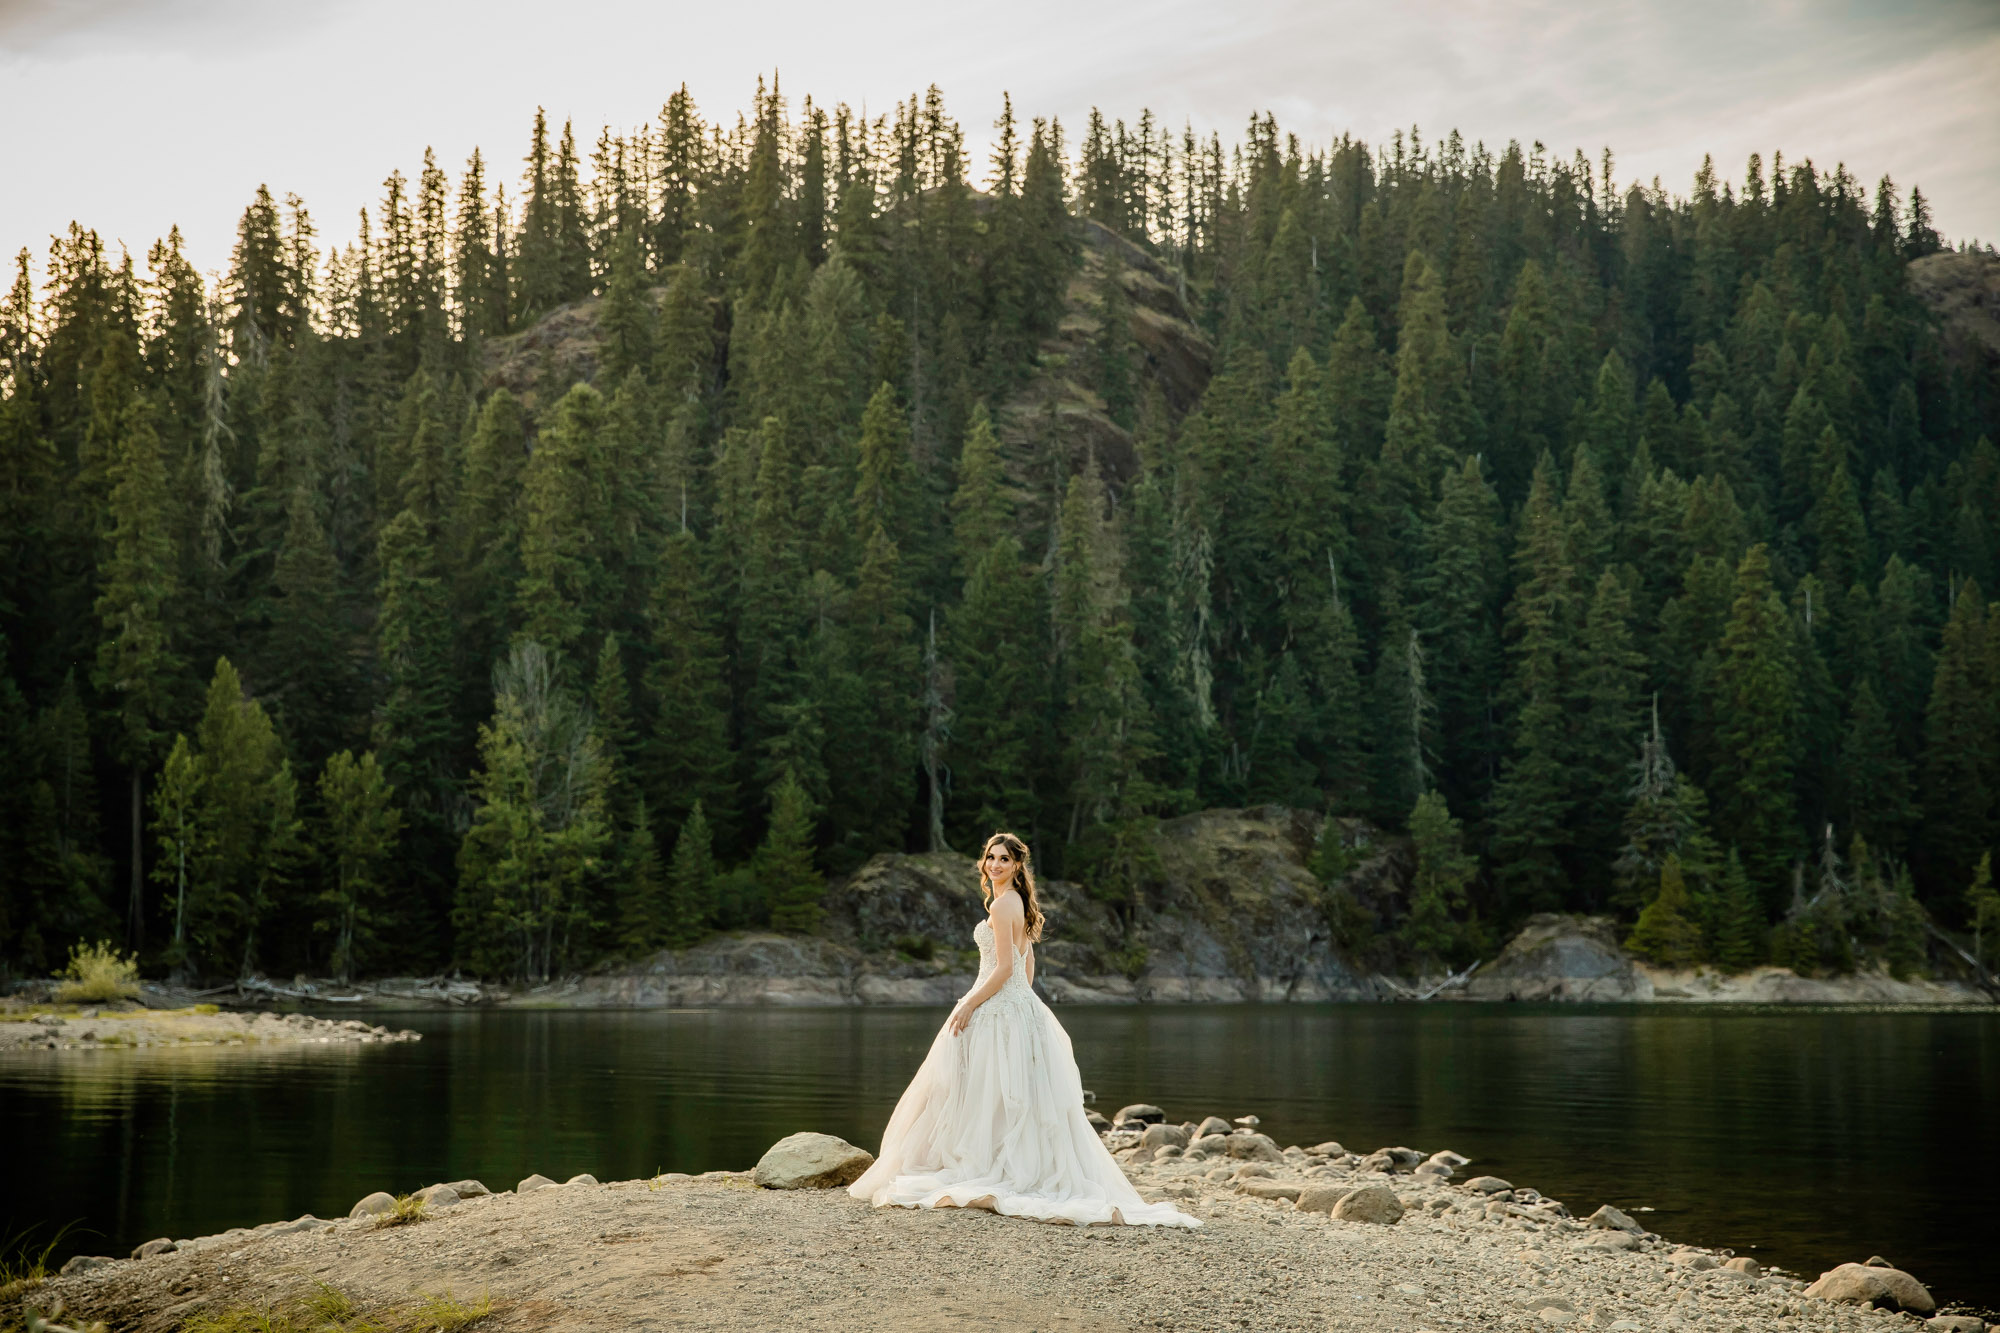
128 766 144 952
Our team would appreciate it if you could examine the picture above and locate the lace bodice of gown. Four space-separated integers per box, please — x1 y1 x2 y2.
971 918 1034 1004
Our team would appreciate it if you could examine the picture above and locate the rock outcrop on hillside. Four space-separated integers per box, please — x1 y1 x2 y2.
1907 248 2000 375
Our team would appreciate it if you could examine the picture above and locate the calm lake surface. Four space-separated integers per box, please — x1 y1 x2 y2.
7 1004 1996 1311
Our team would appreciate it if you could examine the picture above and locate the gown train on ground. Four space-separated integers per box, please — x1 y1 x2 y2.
848 918 1201 1228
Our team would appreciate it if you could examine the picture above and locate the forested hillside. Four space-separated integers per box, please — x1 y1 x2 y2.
4 82 1997 984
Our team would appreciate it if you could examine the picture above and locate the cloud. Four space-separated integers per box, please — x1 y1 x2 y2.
0 0 339 56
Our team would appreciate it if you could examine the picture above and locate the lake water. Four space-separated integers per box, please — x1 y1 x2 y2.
7 1004 1996 1313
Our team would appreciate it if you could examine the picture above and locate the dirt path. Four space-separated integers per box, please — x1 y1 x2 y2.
21 1154 1939 1333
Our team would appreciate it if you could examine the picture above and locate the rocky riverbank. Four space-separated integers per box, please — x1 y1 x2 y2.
0 1001 420 1052
17 1107 1982 1333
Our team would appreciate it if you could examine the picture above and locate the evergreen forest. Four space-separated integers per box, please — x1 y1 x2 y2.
4 82 1998 984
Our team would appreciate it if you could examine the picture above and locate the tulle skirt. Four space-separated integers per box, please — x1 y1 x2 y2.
848 982 1201 1228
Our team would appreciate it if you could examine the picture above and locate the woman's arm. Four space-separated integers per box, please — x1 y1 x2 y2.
947 901 1023 1035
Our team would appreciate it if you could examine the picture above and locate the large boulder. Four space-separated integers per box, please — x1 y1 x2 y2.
1196 1116 1234 1138
1294 1185 1353 1215
1332 1185 1405 1225
1586 1204 1643 1232
1139 1123 1189 1151
347 1192 396 1219
753 1132 875 1189
414 1184 461 1208
1462 914 1649 1002
1224 1132 1285 1163
1804 1263 1935 1314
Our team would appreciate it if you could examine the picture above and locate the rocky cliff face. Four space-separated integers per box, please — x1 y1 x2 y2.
539 807 1403 1007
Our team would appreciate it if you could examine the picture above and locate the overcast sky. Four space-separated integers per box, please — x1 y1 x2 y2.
5 0 1996 281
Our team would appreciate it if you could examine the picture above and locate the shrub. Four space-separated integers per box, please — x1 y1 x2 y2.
54 941 139 1004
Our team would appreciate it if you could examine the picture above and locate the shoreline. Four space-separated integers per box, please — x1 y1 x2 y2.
0 1001 422 1052
16 1117 1976 1333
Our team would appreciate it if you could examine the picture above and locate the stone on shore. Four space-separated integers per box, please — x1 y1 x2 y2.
1464 1176 1513 1195
1306 1140 1345 1156
1236 1180 1302 1203
62 1255 119 1275
1224 1132 1284 1162
1140 1123 1189 1151
414 1184 461 1208
444 1179 491 1198
516 1174 556 1193
1925 1317 1986 1332
1085 1110 1111 1133
128 1238 176 1260
1724 1256 1762 1277
1668 1248 1717 1270
1580 1231 1639 1252
753 1132 875 1189
565 1173 599 1186
1196 1116 1233 1138
1331 1185 1404 1225
1114 1103 1165 1125
1294 1185 1353 1215
1586 1204 1644 1233
347 1192 397 1219
1803 1262 1936 1314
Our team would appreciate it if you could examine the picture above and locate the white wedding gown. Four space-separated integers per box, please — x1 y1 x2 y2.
848 916 1201 1228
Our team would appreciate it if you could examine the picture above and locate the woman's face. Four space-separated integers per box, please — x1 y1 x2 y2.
984 843 1019 888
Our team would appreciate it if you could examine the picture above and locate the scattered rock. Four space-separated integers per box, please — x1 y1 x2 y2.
1925 1317 1986 1332
752 1131 876 1189
61 1255 119 1275
129 1237 176 1259
565 1173 599 1186
1426 1149 1469 1167
1865 1255 1895 1268
414 1184 461 1208
1085 1110 1111 1133
1232 1115 1260 1127
1332 1185 1404 1225
1412 1162 1453 1180
1191 1133 1230 1155
1668 1248 1717 1270
1723 1256 1761 1277
1114 1103 1165 1125
261 1215 330 1235
1803 1262 1936 1314
1585 1204 1643 1233
1223 1132 1284 1163
1464 1176 1513 1195
1358 1151 1401 1174
444 1179 492 1198
1579 1232 1639 1252
1236 1180 1302 1203
1196 1116 1234 1138
1139 1123 1189 1151
347 1192 397 1219
1294 1185 1354 1215
515 1174 556 1193
1305 1140 1345 1156
1229 1163 1274 1180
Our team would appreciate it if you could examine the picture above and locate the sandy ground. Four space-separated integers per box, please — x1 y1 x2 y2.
0 1004 420 1052
19 1149 1953 1333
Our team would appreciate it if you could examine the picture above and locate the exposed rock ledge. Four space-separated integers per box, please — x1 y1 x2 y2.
1456 913 1993 1005
0 1005 420 1053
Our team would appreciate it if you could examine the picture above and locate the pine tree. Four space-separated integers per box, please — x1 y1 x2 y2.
1967 852 2000 973
316 749 402 981
665 799 718 946
93 394 183 949
455 639 610 980
1490 454 1575 912
1921 582 1997 897
615 799 667 957
760 771 824 933
1704 545 1801 911
1401 790 1477 963
1710 847 1763 970
1626 854 1704 967
1569 570 1648 900
641 529 736 841
148 734 204 979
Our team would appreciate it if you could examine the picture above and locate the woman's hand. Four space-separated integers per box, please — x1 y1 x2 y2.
948 1005 973 1036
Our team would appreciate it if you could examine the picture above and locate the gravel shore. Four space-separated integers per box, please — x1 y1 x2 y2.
0 1004 420 1052
21 1135 1963 1332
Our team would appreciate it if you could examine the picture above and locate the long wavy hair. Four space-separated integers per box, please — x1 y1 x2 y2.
978 831 1045 942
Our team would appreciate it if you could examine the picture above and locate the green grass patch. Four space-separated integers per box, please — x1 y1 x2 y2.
52 943 139 1005
177 1284 493 1333
370 1196 427 1230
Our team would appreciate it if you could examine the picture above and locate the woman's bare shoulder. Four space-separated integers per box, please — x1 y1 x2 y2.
991 889 1025 919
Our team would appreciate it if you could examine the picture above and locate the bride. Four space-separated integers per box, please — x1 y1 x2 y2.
848 831 1201 1228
